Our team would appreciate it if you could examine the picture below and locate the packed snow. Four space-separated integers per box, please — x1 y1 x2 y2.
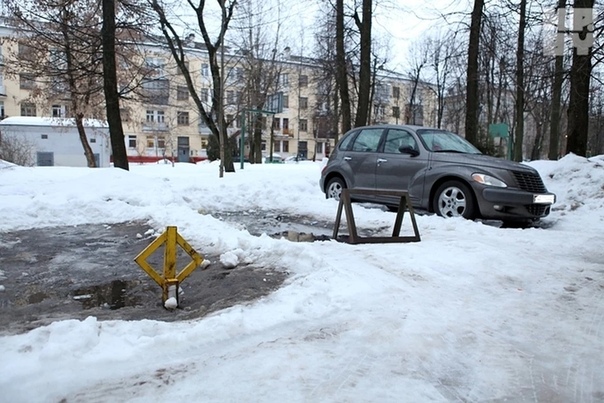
1 154 603 402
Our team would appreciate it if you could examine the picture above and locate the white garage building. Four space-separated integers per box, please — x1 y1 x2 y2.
0 117 111 167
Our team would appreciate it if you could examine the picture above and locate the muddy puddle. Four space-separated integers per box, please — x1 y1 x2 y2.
0 222 287 335
211 210 390 240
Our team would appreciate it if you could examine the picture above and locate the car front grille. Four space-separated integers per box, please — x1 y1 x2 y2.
512 171 546 193
526 204 549 216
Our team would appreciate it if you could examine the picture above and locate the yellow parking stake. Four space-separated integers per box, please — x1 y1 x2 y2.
134 226 204 309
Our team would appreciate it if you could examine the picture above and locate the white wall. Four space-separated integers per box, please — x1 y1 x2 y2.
0 123 111 167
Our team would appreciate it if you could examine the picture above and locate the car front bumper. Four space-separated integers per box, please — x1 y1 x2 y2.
477 187 556 220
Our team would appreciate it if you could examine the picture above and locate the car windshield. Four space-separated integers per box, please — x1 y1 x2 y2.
417 129 482 154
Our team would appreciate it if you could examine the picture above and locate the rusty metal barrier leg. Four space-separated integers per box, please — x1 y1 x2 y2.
332 188 421 244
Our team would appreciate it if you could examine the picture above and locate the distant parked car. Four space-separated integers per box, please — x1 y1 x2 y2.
319 125 556 224
285 154 307 162
264 154 284 163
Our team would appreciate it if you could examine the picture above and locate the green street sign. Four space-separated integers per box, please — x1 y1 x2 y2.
489 123 509 138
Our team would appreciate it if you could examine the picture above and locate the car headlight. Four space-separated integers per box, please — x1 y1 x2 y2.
472 173 507 188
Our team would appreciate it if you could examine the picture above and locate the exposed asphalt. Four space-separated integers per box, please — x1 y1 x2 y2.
0 221 288 336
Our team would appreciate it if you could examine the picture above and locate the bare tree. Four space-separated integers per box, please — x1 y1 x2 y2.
102 0 128 170
148 0 237 173
352 0 372 127
336 0 352 133
513 0 527 162
0 130 35 166
234 0 284 164
5 0 107 167
465 0 485 145
404 40 428 125
549 0 567 160
566 0 595 157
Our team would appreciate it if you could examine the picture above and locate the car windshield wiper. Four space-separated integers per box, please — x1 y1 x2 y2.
432 149 467 153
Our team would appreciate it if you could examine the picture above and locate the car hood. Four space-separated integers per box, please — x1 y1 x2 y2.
430 152 537 173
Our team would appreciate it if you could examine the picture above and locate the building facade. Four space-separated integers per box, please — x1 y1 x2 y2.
0 21 438 165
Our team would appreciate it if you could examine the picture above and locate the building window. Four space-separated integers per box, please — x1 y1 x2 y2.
272 119 280 130
299 119 308 132
18 43 34 61
21 103 37 116
120 108 130 122
392 106 400 119
177 86 189 100
227 90 234 104
146 110 165 123
316 142 324 154
128 135 136 148
177 61 189 75
177 111 190 126
20 73 35 89
299 97 308 109
200 87 210 103
282 95 289 108
41 134 48 139
157 136 165 149
279 73 289 87
145 57 165 77
146 136 154 148
52 104 67 118
392 86 400 99
201 63 209 77
283 118 289 130
299 75 308 87
0 101 4 118
282 140 289 152
90 138 96 143
142 79 169 105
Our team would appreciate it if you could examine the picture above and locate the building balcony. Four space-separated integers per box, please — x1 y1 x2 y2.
142 122 169 132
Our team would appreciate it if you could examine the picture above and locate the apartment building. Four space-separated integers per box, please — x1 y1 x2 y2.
0 20 438 164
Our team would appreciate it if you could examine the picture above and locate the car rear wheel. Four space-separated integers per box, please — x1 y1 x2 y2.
433 180 476 219
326 177 346 201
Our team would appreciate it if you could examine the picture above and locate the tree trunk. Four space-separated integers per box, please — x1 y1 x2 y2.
101 0 128 170
548 0 566 160
73 113 96 167
336 0 351 133
513 0 527 162
354 0 372 127
465 0 484 144
566 0 593 157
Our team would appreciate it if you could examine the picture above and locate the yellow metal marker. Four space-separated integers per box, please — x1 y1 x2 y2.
134 226 204 309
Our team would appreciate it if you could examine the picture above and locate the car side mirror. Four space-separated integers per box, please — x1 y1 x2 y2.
399 146 419 157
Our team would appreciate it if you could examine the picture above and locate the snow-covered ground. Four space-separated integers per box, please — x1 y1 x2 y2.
1 154 603 402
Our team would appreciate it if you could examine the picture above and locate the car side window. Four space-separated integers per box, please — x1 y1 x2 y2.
383 129 417 154
351 128 383 152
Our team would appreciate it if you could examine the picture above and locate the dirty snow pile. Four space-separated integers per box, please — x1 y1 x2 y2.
0 153 603 403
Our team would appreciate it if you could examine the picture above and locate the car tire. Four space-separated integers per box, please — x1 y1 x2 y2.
433 180 476 219
326 177 346 201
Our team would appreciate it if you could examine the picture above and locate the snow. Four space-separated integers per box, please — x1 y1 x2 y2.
1 154 604 402
0 116 108 128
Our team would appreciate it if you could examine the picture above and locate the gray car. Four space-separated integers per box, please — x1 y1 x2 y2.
319 125 556 224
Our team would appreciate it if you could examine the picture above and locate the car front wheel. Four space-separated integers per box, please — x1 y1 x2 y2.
433 180 476 219
326 177 346 201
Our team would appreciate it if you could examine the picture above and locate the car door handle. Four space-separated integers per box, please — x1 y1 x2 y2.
377 158 388 163
344 157 352 161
